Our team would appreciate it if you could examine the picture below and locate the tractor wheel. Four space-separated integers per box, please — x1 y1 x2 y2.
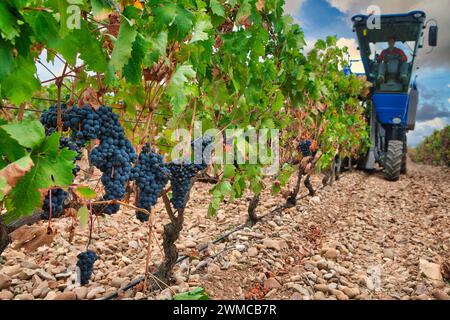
384 140 403 181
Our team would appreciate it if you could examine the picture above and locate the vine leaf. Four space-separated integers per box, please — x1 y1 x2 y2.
167 64 196 115
2 132 77 224
210 0 225 17
173 287 210 300
0 127 26 167
0 2 21 41
91 0 115 20
0 155 34 201
77 205 89 229
0 57 40 105
10 225 56 252
110 20 138 70
0 120 45 149
190 17 212 43
74 186 97 200
124 34 147 84
0 39 14 80
78 21 109 72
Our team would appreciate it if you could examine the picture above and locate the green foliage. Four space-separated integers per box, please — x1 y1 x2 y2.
414 125 450 167
173 287 210 300
0 0 370 221
0 121 76 223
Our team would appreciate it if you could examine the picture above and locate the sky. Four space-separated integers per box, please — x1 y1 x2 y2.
36 0 450 147
285 0 450 146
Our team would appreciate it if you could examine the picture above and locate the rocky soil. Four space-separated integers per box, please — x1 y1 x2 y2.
1 161 449 300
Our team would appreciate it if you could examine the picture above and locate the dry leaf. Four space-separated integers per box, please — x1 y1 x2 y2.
0 156 34 198
79 88 101 109
10 225 56 252
256 0 265 12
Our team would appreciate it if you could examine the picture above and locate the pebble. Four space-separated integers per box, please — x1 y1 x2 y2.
314 284 330 293
247 247 258 257
264 278 282 290
0 290 14 300
2 265 21 277
0 273 12 290
87 287 105 299
111 277 126 288
313 291 326 300
53 292 77 300
289 292 303 300
342 287 360 298
419 259 443 281
383 248 394 259
74 287 88 300
287 283 310 296
432 289 450 300
323 249 339 260
14 293 34 300
36 269 56 281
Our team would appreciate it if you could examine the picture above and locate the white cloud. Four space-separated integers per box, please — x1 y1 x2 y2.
284 0 307 16
336 37 365 73
303 38 316 53
407 117 447 146
448 98 450 103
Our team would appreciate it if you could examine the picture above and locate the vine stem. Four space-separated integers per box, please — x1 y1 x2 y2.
143 208 155 292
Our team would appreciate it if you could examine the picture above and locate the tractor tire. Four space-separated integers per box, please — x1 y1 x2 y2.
384 140 403 181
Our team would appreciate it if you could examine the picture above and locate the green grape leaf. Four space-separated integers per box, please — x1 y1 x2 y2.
1 57 40 104
210 0 225 17
74 186 97 200
0 120 45 149
0 128 26 166
3 133 76 224
78 21 108 72
110 20 138 70
0 2 21 41
153 3 193 40
0 39 14 80
173 287 210 300
124 34 147 84
222 164 235 179
190 16 212 43
77 205 89 229
167 64 196 115
91 0 115 19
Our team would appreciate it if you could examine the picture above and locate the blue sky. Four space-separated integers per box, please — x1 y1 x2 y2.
285 0 450 146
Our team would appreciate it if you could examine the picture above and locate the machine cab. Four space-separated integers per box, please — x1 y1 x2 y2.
351 11 427 92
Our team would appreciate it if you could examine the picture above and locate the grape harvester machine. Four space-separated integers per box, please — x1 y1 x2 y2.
350 11 438 180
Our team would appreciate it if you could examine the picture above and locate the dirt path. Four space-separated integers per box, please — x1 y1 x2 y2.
197 161 450 300
0 162 449 300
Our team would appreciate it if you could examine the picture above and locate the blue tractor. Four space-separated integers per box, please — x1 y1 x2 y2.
350 11 438 180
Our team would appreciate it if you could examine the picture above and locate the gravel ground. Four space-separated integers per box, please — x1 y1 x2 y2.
1 160 449 300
